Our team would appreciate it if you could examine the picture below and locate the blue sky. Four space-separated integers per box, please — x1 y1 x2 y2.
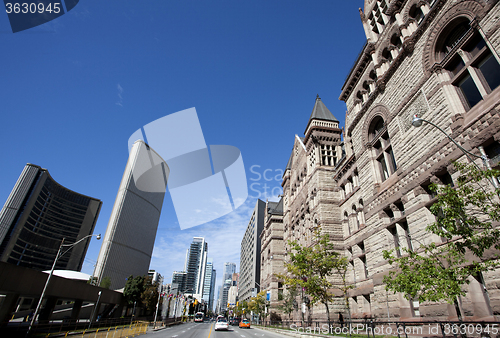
0 0 365 291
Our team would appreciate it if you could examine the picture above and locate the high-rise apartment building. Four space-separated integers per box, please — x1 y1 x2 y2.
222 262 236 282
202 259 216 311
94 140 169 290
171 271 187 295
239 199 265 302
185 237 208 298
0 164 102 271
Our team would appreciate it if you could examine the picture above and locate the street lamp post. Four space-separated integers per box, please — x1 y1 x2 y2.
412 115 499 188
27 233 101 336
153 276 164 328
88 290 102 329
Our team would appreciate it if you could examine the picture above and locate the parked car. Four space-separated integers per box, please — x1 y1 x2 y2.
239 319 250 329
215 317 229 331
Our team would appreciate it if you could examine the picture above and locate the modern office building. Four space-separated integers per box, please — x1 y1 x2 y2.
171 271 187 295
185 237 208 298
94 140 169 290
222 262 236 282
0 164 102 271
202 259 216 311
220 278 231 313
239 199 265 302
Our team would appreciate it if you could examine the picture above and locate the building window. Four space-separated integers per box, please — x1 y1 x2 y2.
353 205 360 231
344 211 350 235
388 226 401 257
321 144 336 166
369 116 397 182
409 4 424 25
368 0 388 34
382 47 393 63
437 19 500 110
484 140 500 167
391 34 402 51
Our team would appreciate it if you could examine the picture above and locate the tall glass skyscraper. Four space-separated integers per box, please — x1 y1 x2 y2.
185 237 208 297
202 259 216 311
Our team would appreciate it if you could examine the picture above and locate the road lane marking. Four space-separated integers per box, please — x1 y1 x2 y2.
207 323 213 338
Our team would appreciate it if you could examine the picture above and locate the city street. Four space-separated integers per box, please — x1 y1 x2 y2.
148 322 293 338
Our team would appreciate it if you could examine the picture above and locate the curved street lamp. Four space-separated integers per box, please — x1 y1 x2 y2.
412 115 499 188
27 233 101 336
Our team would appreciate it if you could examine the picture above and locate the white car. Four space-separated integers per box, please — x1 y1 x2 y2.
215 317 229 331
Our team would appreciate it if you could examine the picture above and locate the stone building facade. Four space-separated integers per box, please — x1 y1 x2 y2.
266 0 500 322
260 199 285 311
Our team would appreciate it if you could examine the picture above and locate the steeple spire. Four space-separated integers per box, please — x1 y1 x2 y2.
305 95 339 134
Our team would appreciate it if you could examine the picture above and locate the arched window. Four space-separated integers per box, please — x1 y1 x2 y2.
369 116 385 140
436 18 500 110
344 211 350 235
382 48 393 63
390 34 402 51
369 70 377 81
358 199 365 227
368 116 397 181
363 81 371 95
356 91 364 103
409 5 424 25
353 205 360 230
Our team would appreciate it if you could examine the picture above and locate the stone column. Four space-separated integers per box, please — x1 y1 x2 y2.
0 293 19 327
38 296 58 323
70 300 83 321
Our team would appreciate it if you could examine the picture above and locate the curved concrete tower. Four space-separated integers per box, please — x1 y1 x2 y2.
94 140 169 289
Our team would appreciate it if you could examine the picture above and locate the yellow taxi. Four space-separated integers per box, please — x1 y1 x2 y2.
239 319 251 329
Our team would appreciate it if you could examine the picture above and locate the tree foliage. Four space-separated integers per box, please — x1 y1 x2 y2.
234 300 248 317
383 163 500 304
123 275 145 306
141 277 160 314
277 230 348 324
248 290 268 319
99 276 111 289
278 286 298 320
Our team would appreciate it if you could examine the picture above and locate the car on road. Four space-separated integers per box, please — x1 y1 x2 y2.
230 317 240 326
239 319 250 329
215 317 229 331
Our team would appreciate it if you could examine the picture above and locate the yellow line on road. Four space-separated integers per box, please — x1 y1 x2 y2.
208 323 213 338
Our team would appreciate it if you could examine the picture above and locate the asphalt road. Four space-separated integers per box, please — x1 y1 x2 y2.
148 322 293 338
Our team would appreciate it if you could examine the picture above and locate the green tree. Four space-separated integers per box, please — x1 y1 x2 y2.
383 163 500 311
123 275 145 306
235 300 248 317
278 286 298 321
277 230 346 326
248 290 268 321
99 276 111 289
141 277 160 314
